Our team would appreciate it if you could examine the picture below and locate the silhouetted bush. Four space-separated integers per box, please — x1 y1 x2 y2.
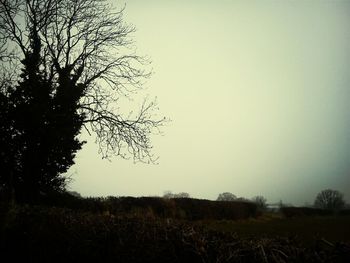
8 194 258 221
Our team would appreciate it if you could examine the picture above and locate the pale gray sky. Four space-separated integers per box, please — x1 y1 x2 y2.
68 0 350 205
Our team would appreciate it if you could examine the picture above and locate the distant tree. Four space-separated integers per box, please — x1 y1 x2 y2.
252 195 267 211
163 191 190 199
217 192 236 201
163 191 174 199
174 192 190 198
278 200 285 209
314 189 345 211
0 0 165 201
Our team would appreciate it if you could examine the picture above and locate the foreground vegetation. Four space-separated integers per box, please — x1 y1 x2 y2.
1 195 349 262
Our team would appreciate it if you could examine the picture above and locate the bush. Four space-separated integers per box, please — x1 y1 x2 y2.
173 198 258 220
2 193 259 221
108 197 259 221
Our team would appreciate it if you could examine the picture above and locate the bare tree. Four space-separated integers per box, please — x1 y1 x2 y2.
314 189 345 211
0 0 165 200
217 192 237 201
0 0 165 162
163 191 174 199
252 195 267 211
163 191 190 199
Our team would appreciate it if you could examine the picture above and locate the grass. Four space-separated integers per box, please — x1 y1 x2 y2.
1 200 350 262
199 213 350 245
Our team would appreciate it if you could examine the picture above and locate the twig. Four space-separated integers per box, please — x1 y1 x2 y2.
321 238 334 247
260 245 268 263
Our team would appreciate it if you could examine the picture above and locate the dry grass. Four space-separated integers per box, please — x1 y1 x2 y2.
199 213 350 245
1 204 349 262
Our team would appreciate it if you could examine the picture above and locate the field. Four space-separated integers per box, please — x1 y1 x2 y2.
0 196 349 262
199 213 350 244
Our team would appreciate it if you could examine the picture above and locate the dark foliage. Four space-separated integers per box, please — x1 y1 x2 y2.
172 198 258 220
0 29 84 202
13 194 259 221
1 204 349 263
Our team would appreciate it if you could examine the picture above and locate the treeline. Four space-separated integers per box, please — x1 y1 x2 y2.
3 192 259 221
278 189 349 218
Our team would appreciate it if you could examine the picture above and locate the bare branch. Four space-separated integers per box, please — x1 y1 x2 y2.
0 0 165 163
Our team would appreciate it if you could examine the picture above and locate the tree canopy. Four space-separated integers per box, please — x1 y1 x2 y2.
217 192 237 202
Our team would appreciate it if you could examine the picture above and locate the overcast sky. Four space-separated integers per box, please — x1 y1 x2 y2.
67 0 350 205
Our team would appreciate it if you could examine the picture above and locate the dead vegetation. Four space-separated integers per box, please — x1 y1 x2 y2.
1 203 349 262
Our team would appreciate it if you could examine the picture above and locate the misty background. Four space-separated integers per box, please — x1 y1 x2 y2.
66 0 350 205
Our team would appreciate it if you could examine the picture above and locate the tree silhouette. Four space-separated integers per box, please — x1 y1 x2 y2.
217 192 237 201
163 191 190 199
251 195 267 211
0 0 164 201
314 189 345 211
